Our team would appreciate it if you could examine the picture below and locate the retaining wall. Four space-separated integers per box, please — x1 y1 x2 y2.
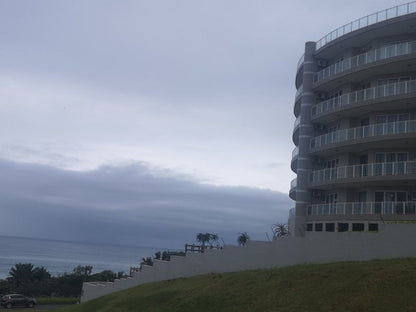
81 224 416 302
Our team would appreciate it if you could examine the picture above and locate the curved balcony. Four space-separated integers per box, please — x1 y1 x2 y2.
310 120 416 153
311 79 416 120
292 116 301 145
291 147 299 173
314 41 416 85
297 54 305 70
308 201 416 216
295 54 304 89
293 84 303 117
310 161 416 187
295 84 303 100
316 2 416 51
289 178 297 200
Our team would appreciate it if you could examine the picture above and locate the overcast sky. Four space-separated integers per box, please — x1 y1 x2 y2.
0 0 404 247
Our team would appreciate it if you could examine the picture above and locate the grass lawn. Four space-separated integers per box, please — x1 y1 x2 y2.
55 258 416 312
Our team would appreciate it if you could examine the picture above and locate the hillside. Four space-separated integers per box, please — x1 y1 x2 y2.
58 258 416 312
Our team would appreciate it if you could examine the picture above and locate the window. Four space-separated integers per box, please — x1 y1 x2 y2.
375 191 408 214
375 152 408 175
368 223 379 232
306 224 313 231
315 223 323 232
352 223 364 231
325 223 335 232
338 223 349 232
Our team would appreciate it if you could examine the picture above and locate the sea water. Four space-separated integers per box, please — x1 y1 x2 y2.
0 235 162 279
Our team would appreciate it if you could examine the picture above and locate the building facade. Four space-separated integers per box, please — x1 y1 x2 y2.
290 2 416 236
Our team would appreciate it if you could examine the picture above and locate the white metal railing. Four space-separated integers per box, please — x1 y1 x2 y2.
292 146 299 159
310 120 416 151
310 161 416 184
314 41 416 84
312 79 416 117
316 2 416 50
308 201 416 216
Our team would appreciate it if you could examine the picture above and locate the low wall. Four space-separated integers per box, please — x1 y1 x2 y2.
81 224 416 303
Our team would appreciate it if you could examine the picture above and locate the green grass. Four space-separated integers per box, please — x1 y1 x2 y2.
37 297 79 305
56 258 416 312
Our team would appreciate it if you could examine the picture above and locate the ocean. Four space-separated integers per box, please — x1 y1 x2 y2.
0 235 162 279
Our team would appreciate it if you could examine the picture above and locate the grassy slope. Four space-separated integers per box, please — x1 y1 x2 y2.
58 258 416 312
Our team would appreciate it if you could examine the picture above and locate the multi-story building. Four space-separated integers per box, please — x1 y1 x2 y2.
290 2 416 236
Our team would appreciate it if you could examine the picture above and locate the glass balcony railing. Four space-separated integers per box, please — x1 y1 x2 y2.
297 53 305 70
310 120 416 152
316 1 416 50
308 201 416 216
295 84 303 100
292 147 299 159
314 41 416 84
294 116 301 130
290 178 297 190
310 161 416 185
312 79 416 117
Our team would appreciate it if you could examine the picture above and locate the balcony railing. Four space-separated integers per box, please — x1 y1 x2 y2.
308 201 416 216
312 79 416 117
292 147 299 159
316 2 416 50
310 120 416 152
295 84 303 100
294 116 301 130
290 178 297 190
310 161 416 185
314 41 416 84
297 53 305 70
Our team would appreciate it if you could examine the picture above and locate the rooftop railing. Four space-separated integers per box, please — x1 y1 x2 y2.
310 120 416 152
316 2 416 50
314 41 416 84
312 79 416 117
310 161 416 185
308 201 416 216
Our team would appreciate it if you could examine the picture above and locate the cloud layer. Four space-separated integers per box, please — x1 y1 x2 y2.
0 159 291 248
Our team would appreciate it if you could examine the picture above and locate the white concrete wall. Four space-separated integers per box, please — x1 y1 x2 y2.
81 224 416 303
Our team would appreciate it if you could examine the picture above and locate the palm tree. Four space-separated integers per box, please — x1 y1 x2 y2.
196 233 211 246
209 233 219 246
272 223 289 237
237 232 250 246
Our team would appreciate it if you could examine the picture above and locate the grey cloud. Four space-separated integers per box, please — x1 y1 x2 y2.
0 159 291 249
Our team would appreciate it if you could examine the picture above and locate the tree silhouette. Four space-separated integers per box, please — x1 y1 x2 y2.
9 263 35 287
272 223 289 237
237 232 250 246
196 233 211 246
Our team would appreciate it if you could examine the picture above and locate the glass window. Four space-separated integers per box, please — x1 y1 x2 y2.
352 223 365 231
